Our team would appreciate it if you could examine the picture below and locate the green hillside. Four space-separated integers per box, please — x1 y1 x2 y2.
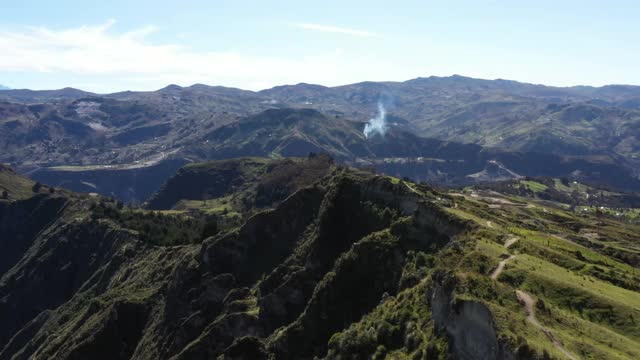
0 164 34 200
473 177 640 224
1 158 638 359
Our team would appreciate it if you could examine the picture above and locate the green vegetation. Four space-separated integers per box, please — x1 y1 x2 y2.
147 154 334 211
439 180 640 359
326 280 441 360
90 200 211 245
0 164 35 200
2 157 640 360
387 175 401 184
476 176 640 211
520 180 549 193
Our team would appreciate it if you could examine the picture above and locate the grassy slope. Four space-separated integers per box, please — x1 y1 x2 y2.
445 188 640 359
287 171 640 359
0 164 34 200
122 170 640 358
475 177 640 225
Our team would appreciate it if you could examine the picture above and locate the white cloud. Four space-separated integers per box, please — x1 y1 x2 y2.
0 20 387 92
293 23 376 37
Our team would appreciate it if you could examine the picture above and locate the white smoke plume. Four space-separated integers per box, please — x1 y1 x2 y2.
363 102 387 138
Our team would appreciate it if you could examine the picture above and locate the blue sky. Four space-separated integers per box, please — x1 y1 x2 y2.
1 0 638 92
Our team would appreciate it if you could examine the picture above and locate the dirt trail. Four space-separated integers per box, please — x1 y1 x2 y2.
403 181 422 195
504 236 519 248
466 190 528 207
493 236 577 359
490 233 576 358
516 290 578 360
490 236 519 279
490 255 515 279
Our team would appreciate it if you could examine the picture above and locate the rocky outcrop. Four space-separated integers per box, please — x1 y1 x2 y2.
429 272 514 360
268 232 406 359
0 194 69 275
200 186 325 284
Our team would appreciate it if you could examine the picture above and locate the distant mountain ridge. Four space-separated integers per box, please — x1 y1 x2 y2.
0 87 93 102
26 107 640 202
2 75 640 200
0 84 9 90
2 75 639 100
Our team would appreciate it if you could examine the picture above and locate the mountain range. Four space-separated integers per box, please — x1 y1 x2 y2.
1 75 639 202
2 74 640 358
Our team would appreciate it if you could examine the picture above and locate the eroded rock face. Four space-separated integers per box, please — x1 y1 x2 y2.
200 186 326 284
430 273 514 360
0 197 126 347
267 234 407 359
0 194 69 275
1 167 469 360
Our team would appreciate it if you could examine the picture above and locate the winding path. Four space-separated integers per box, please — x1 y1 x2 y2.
490 236 519 280
486 223 578 357
504 236 519 248
516 290 578 360
490 255 516 279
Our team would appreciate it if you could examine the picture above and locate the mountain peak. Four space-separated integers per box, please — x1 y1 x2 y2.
160 84 183 91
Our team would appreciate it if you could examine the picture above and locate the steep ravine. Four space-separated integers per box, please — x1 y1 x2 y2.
0 167 491 359
0 170 469 359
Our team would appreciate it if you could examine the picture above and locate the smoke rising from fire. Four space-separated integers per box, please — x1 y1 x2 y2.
363 102 387 138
